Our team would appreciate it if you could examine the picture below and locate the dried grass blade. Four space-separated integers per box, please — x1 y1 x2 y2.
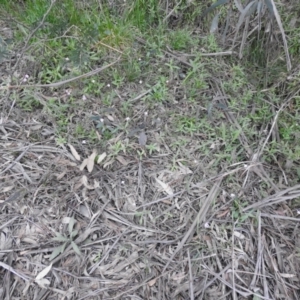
239 16 250 59
187 249 194 300
267 0 291 71
250 211 263 288
0 261 31 281
243 185 300 211
222 7 232 44
163 179 222 272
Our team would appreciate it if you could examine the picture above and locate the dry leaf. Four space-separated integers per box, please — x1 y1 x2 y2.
56 171 66 180
62 217 72 224
81 175 95 190
97 152 107 164
103 158 114 169
56 158 77 167
3 186 14 193
35 278 50 289
125 195 136 212
177 162 193 174
216 209 230 218
29 124 43 131
155 178 173 195
116 155 128 165
279 273 295 278
162 199 172 205
93 180 100 189
106 114 114 121
148 277 157 287
35 263 52 281
22 237 37 245
171 271 186 283
87 150 97 172
68 144 81 161
0 230 10 250
233 231 245 239
79 204 91 218
79 158 88 171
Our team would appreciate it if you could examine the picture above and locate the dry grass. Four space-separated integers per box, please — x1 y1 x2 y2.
1 137 300 299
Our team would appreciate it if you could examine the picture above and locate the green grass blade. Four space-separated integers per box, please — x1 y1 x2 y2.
202 0 230 17
236 0 258 29
233 0 257 47
49 244 65 261
264 0 274 17
52 233 69 242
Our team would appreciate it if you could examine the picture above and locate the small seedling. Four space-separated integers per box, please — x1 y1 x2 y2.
50 217 82 261
231 198 253 224
146 143 159 155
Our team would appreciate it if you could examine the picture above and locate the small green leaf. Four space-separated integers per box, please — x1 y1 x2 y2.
70 229 78 240
61 242 67 253
71 241 82 256
96 122 104 129
52 233 69 242
49 245 63 261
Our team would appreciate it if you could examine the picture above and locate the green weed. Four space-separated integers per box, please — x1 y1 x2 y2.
50 217 82 261
231 197 253 224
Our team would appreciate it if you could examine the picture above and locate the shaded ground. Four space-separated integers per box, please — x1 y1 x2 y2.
1 1 300 299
